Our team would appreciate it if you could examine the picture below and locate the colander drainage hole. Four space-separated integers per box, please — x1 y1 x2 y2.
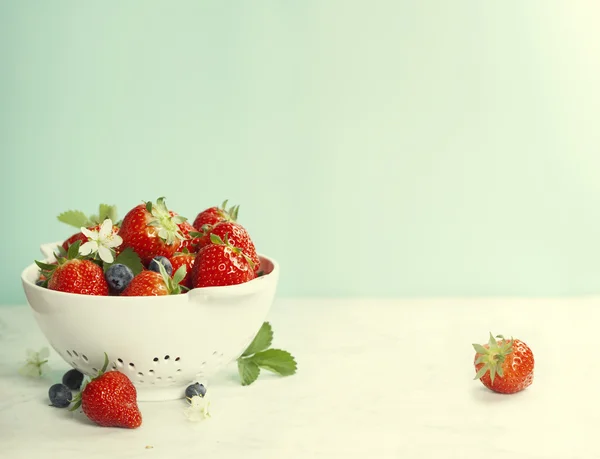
167 376 173 380
91 367 98 373
129 363 135 369
137 372 144 377
66 350 72 357
72 350 78 357
175 357 180 362
164 355 170 360
82 354 88 362
153 357 159 362
156 376 162 380
176 369 182 372
149 369 154 374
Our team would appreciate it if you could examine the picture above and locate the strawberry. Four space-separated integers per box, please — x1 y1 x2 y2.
121 262 187 296
169 249 195 289
473 333 534 394
169 211 201 253
118 197 187 265
70 354 142 429
35 241 109 295
192 199 239 232
191 234 256 288
197 221 260 274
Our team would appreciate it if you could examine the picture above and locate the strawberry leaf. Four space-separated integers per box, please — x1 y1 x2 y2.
242 322 273 357
98 204 117 223
210 233 224 245
237 358 260 386
57 210 91 229
250 349 297 376
103 247 143 275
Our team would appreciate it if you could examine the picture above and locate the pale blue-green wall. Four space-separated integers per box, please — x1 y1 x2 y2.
2 1 600 304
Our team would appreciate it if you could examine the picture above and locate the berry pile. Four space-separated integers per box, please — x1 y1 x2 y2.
35 199 261 296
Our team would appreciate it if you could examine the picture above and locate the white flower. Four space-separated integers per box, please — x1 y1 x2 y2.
184 394 211 422
18 347 50 378
79 218 123 263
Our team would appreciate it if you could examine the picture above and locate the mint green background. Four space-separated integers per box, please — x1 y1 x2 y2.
2 2 600 304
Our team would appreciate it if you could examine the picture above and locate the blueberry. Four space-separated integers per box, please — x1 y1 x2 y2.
149 256 173 277
48 383 72 408
105 263 134 293
185 382 206 401
62 368 84 390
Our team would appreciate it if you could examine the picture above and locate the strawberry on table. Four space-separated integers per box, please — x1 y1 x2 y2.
196 221 260 274
192 233 256 288
192 199 239 232
473 333 534 394
121 262 187 296
70 355 142 429
35 241 109 296
169 249 195 289
118 197 187 265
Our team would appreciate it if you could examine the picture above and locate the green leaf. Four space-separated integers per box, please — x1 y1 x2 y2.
57 210 90 228
474 365 489 380
210 233 224 245
104 247 143 275
472 344 488 354
98 204 118 223
250 349 297 376
54 245 67 258
172 265 187 285
145 201 153 213
67 240 82 260
35 260 57 271
238 358 260 386
242 322 273 357
189 231 203 238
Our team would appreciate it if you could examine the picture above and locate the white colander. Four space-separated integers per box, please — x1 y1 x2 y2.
20 242 279 401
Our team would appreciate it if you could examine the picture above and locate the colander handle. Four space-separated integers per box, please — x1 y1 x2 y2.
186 277 267 302
40 242 62 262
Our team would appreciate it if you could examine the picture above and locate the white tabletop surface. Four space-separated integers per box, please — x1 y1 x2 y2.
1 297 599 459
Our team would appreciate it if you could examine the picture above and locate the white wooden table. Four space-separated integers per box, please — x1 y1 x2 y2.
1 298 598 459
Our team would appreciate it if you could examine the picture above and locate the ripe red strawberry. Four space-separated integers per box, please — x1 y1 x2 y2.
192 234 256 288
473 333 534 394
192 200 239 232
62 224 120 252
121 263 187 296
118 197 187 265
169 249 195 289
48 259 109 296
70 355 142 429
169 211 201 253
36 242 109 295
197 221 260 274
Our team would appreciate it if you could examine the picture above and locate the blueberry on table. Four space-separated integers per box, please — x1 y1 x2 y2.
149 256 173 277
185 382 206 401
48 383 72 408
62 368 84 390
105 263 134 294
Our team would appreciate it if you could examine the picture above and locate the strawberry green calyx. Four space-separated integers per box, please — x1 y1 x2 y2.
34 240 86 286
145 197 186 245
219 199 239 222
156 260 188 294
473 333 514 384
210 232 255 271
69 352 110 411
